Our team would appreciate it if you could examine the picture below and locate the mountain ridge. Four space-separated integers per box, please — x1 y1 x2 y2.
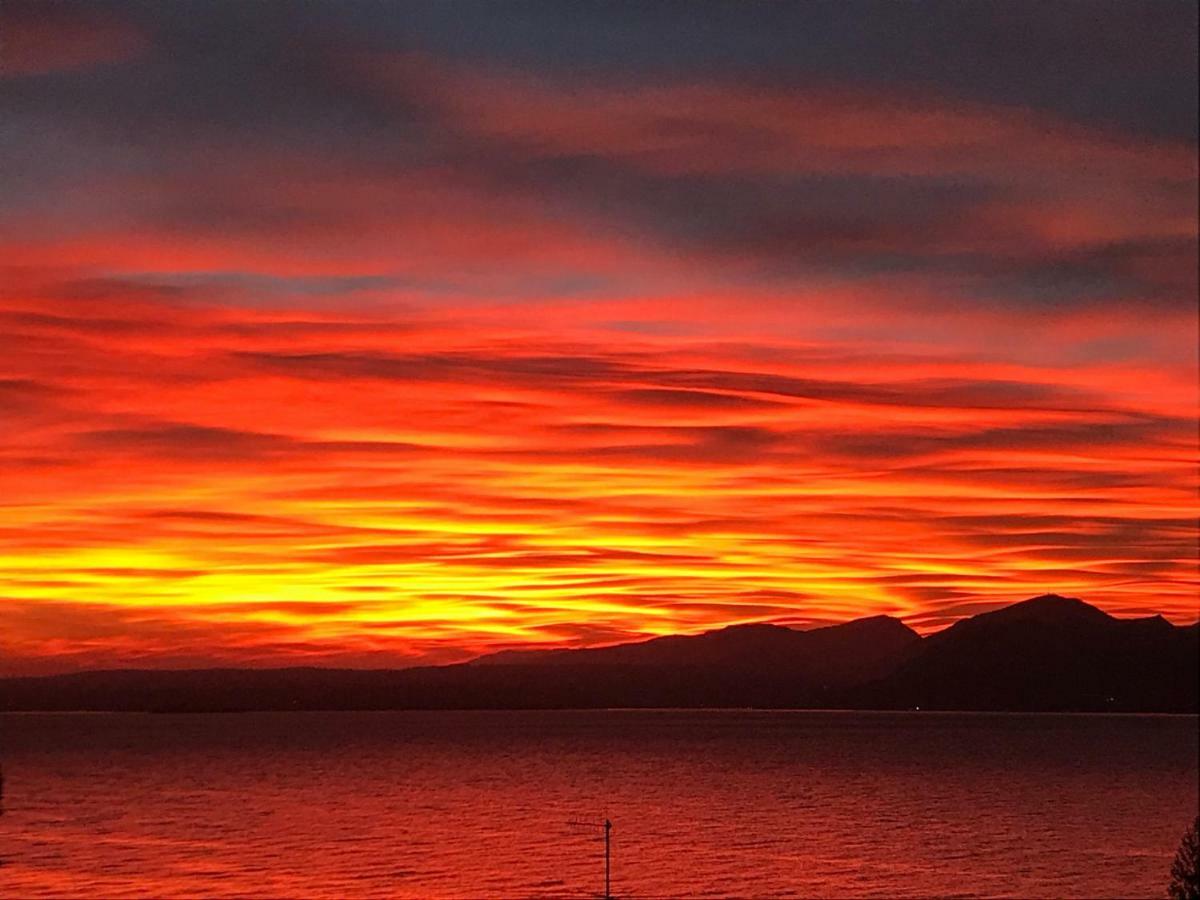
1 595 1196 713
471 613 918 676
856 594 1199 712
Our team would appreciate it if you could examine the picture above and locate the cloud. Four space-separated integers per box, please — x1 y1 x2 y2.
4 19 1194 316
76 423 300 460
0 3 1194 672
1 2 147 76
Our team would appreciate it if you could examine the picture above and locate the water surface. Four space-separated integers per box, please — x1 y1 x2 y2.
1 710 1195 897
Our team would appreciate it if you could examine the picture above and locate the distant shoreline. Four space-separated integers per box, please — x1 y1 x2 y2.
2 707 1197 717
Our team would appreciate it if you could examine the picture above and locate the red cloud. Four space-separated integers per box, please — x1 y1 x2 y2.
1 4 146 76
0 45 1195 672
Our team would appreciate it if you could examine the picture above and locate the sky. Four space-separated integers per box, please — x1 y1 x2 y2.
1 1 1197 674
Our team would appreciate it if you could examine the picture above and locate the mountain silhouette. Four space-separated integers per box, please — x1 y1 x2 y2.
0 595 1195 712
854 594 1199 712
473 615 920 686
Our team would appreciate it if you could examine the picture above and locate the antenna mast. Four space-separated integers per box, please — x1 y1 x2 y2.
566 817 613 899
604 818 612 900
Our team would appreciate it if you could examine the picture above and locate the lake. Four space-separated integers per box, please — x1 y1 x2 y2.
1 710 1195 897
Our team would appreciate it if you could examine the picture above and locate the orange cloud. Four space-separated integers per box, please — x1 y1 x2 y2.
0 36 1195 673
1 269 1196 674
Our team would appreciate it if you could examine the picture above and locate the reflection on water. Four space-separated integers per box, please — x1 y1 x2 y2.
0 710 1196 898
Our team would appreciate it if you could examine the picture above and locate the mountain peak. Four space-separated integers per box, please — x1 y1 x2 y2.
713 622 794 636
846 613 916 631
1127 613 1175 634
1027 593 1087 606
931 594 1114 642
997 594 1112 623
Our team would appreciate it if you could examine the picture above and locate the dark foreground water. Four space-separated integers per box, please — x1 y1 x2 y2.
0 710 1196 898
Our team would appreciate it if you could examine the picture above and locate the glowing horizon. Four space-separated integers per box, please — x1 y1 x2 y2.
1 2 1197 674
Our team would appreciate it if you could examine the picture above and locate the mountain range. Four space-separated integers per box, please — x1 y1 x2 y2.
1 595 1196 713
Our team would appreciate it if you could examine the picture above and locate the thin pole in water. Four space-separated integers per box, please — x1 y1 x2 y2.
566 817 613 899
604 818 611 900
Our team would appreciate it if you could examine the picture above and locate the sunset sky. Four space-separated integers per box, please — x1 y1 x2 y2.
2 1 1197 674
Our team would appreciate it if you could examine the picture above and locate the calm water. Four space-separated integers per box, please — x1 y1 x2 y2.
0 710 1196 898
